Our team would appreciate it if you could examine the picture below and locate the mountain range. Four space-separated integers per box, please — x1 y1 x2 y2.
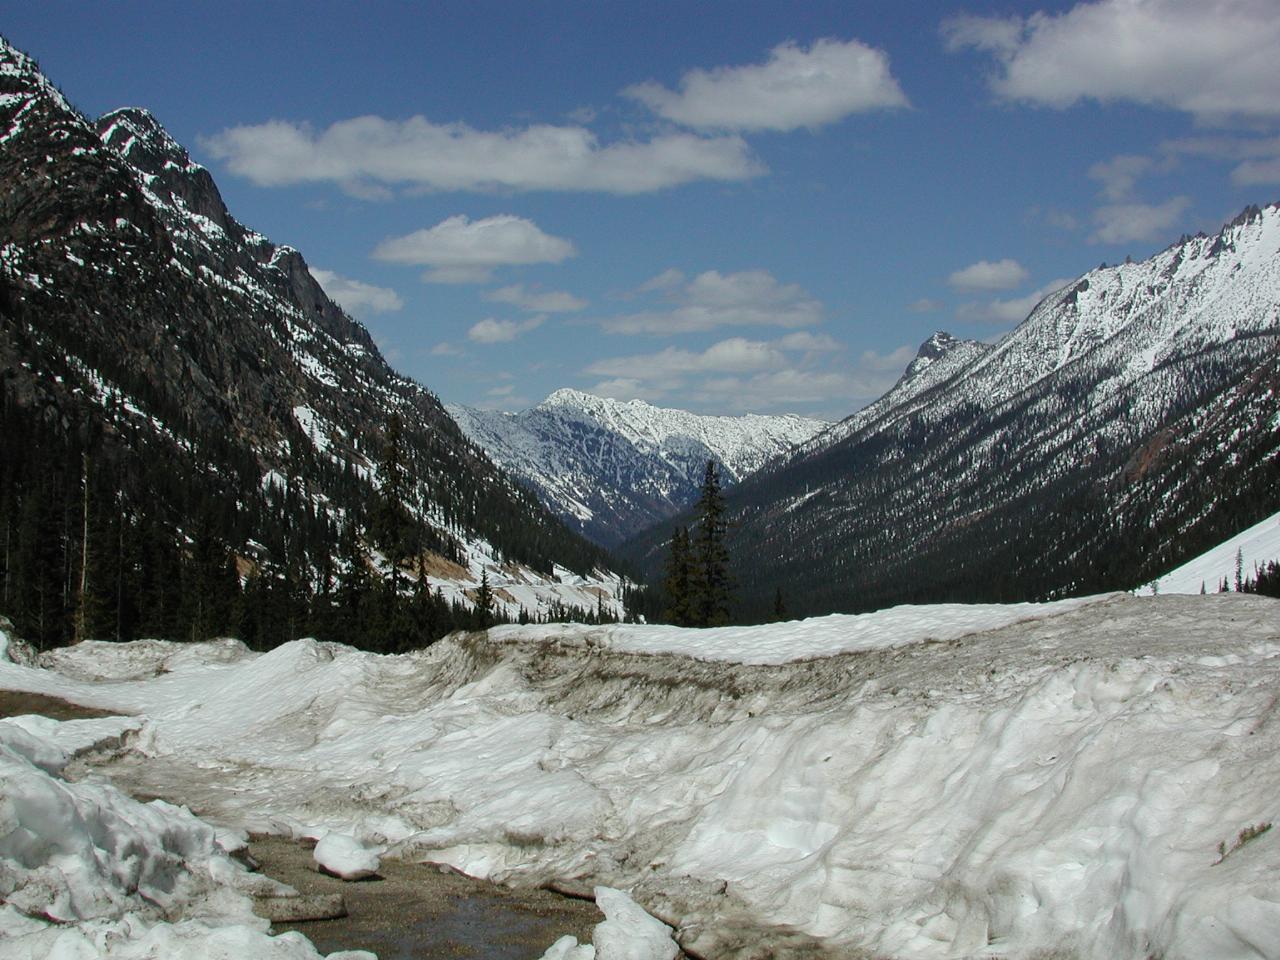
622 203 1280 618
0 37 621 649
4 32 1279 641
448 389 826 546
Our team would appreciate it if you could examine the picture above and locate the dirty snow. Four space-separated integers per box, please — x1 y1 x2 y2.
2 594 1279 959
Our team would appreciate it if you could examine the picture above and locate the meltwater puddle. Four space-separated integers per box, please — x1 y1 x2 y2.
251 835 603 960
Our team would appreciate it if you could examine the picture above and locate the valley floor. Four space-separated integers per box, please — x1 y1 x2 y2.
2 593 1279 959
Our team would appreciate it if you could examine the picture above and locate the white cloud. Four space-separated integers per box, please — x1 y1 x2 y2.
202 116 763 196
467 316 545 344
623 37 908 132
484 283 587 313
943 0 1280 123
1090 196 1192 244
586 337 784 378
588 378 653 402
1088 154 1154 202
602 268 823 334
1235 158 1280 185
958 278 1075 324
309 268 403 314
908 297 944 313
1164 135 1280 185
947 258 1030 291
859 344 918 372
430 342 462 356
583 335 905 416
777 331 842 352
373 215 575 284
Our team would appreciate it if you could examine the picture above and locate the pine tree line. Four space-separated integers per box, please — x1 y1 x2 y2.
0 386 617 654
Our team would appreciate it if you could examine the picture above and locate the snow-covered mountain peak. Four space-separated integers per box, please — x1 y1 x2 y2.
675 201 1280 615
450 391 828 545
540 387 602 408
902 330 968 379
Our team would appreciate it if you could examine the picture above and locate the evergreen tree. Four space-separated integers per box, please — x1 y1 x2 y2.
475 567 494 629
689 460 732 627
370 413 413 595
773 587 787 622
663 525 693 626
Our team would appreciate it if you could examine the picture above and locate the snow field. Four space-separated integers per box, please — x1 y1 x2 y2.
1138 508 1280 595
4 594 1280 958
0 717 372 960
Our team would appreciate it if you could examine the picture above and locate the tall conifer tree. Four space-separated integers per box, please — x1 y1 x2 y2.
663 525 693 626
690 460 732 627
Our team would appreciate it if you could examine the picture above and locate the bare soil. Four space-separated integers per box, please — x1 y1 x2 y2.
0 690 118 720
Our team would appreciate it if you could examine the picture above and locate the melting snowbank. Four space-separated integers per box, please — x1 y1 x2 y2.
0 718 370 959
4 594 1280 958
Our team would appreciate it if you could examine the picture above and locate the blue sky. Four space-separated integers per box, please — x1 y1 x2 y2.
6 1 1279 419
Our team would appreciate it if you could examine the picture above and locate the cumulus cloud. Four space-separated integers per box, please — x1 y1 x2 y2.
623 37 908 132
947 258 1030 291
373 215 575 284
467 316 545 344
958 278 1075 324
1090 196 1192 244
309 268 403 314
202 116 763 196
601 268 823 335
484 283 587 313
943 0 1280 123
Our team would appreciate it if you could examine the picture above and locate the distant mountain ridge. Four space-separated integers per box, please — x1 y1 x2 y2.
448 389 827 546
622 203 1280 617
0 36 620 648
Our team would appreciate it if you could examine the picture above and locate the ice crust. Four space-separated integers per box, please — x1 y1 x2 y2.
3 594 1280 958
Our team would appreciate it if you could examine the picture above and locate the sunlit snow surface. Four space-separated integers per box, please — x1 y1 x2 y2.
1138 508 1280 596
4 594 1280 959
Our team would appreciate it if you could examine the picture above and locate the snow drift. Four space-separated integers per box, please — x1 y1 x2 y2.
3 594 1279 959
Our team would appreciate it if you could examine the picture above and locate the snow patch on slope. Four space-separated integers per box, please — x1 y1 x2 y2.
1138 508 1280 595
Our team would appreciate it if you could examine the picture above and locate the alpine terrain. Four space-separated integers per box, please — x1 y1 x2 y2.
0 38 621 652
449 388 826 546
625 204 1280 618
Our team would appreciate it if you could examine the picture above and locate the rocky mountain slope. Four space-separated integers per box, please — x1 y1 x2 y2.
448 389 826 546
0 37 620 647
624 204 1280 617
